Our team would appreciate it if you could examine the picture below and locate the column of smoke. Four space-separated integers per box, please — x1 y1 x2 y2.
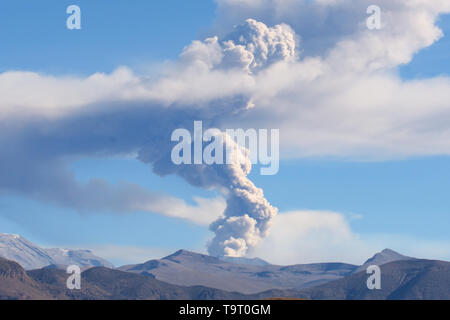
140 19 294 257
208 134 278 257
141 126 278 257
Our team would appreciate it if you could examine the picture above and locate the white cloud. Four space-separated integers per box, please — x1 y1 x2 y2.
3 3 450 159
252 210 450 265
0 68 138 119
252 210 369 264
137 195 225 225
243 68 450 159
212 2 450 159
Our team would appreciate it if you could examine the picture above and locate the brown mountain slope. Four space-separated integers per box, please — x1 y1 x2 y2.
2 257 249 300
0 257 53 300
256 259 450 300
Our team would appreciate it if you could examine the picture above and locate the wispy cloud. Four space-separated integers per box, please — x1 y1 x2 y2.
253 210 450 265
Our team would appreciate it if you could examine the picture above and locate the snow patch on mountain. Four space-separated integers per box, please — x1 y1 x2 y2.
0 233 113 270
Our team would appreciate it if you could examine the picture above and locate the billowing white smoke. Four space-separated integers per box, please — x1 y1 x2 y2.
207 135 278 257
188 20 291 257
146 19 292 257
208 168 279 257
150 130 279 257
220 19 297 72
181 19 296 73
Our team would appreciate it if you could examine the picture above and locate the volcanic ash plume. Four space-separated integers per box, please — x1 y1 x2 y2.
147 130 279 258
141 19 291 257
207 135 279 257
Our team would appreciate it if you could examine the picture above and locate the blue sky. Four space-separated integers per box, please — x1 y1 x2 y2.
1 0 450 265
0 0 216 74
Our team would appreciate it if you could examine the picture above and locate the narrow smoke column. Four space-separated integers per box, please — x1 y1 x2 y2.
207 134 278 257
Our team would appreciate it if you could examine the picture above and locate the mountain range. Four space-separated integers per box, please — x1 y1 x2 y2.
0 257 248 300
1 255 449 300
293 259 450 300
0 233 448 300
118 249 358 294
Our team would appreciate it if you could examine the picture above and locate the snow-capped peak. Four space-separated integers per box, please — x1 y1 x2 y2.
0 233 114 270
